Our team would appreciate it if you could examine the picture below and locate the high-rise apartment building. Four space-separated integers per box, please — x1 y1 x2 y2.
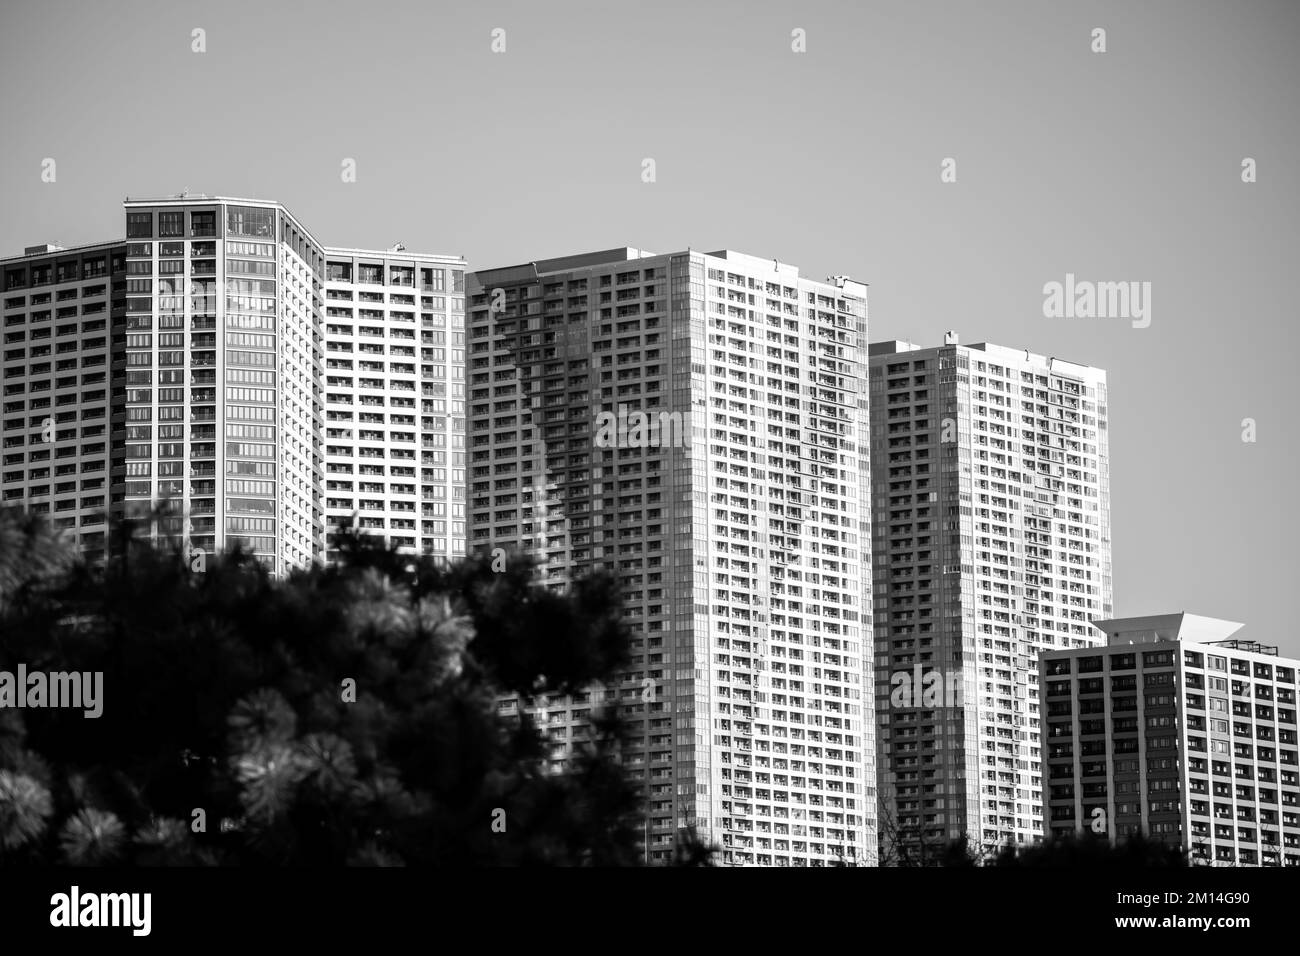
321 247 468 563
1041 613 1300 866
468 248 876 866
2 241 123 564
869 335 1111 858
1 195 466 573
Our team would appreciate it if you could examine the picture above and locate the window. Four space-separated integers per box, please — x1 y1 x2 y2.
226 368 275 385
159 211 184 237
226 278 276 297
191 211 216 237
225 332 274 349
226 479 274 496
226 314 274 331
226 404 274 422
227 241 274 259
226 349 275 368
226 387 275 404
227 496 275 514
126 213 152 238
225 424 275 440
226 206 273 239
227 259 276 276
225 441 274 459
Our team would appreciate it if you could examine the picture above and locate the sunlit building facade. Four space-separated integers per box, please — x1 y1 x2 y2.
869 336 1111 859
1 195 465 573
469 248 876 865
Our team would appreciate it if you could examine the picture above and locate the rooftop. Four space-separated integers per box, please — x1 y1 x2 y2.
322 246 465 264
1093 613 1246 647
868 336 1105 379
1 237 125 265
1206 638 1279 657
473 247 865 294
5 194 463 263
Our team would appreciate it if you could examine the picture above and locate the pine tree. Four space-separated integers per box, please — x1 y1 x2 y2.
0 507 714 866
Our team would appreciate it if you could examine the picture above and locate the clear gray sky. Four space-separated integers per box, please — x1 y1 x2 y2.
3 0 1297 653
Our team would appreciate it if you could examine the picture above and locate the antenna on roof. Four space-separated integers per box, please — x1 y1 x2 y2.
389 241 405 253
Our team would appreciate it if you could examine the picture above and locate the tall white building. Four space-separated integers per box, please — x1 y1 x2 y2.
469 248 877 865
869 335 1111 858
321 248 467 563
0 195 466 573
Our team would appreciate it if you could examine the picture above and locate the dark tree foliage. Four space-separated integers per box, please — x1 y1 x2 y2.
989 831 1189 868
878 813 1190 868
0 508 715 866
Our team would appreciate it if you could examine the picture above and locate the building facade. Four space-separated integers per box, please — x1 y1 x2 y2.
468 248 876 865
321 248 467 563
2 241 123 564
1041 613 1300 866
869 336 1111 859
1 195 466 574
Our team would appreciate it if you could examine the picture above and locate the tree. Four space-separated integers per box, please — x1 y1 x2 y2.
874 799 1189 867
0 507 715 866
990 831 1188 867
876 804 996 867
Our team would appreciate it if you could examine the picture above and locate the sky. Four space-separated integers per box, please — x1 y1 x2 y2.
2 0 1298 654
